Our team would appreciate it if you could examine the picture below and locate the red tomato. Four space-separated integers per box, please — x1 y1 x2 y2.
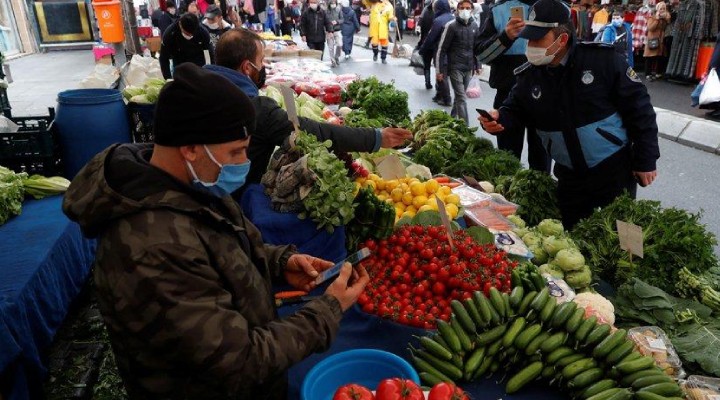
427 382 469 400
333 383 375 400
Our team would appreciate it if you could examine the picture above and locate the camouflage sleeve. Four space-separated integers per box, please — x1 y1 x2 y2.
129 244 343 394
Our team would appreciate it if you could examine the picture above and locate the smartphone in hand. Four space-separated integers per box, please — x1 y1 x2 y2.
476 108 496 122
510 6 524 19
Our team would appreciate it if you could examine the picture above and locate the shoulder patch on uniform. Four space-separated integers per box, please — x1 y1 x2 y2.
626 67 642 83
514 62 532 75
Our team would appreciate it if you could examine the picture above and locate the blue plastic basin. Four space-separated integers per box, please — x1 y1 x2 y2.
301 349 420 400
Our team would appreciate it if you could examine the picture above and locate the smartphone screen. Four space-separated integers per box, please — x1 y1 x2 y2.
510 6 524 19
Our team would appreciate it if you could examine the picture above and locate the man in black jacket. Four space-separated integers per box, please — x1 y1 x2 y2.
204 29 413 186
475 0 550 172
157 0 180 36
159 14 214 79
300 0 333 59
436 0 481 122
417 0 434 89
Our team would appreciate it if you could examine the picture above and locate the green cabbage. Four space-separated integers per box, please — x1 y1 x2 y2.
539 263 565 279
542 235 574 258
144 86 161 103
122 86 145 100
144 78 166 88
299 104 323 121
554 248 586 272
508 214 527 228
529 245 548 265
129 94 152 104
264 85 284 107
537 218 564 237
522 232 542 247
565 265 592 289
297 92 314 107
513 227 531 238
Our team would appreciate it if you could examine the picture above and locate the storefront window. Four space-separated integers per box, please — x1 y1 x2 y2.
0 0 22 55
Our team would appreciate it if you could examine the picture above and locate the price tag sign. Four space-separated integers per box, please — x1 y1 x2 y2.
276 84 301 134
647 338 668 351
375 155 405 180
616 220 644 258
436 197 455 250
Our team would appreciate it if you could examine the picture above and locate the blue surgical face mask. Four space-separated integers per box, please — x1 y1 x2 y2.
612 17 623 27
186 145 251 197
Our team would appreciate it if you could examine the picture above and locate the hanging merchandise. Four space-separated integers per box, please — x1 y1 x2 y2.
666 0 719 79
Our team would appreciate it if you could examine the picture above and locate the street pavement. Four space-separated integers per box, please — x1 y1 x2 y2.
4 41 720 254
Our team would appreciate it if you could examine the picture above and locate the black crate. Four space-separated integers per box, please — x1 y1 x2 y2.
0 88 10 118
127 102 155 143
0 108 62 176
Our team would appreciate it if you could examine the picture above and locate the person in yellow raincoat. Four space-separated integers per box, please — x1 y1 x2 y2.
364 0 395 63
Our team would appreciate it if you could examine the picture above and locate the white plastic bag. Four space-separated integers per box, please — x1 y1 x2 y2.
78 64 120 89
466 76 482 98
700 68 720 105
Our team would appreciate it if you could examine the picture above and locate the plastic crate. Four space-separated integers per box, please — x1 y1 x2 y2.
127 102 155 143
0 108 62 175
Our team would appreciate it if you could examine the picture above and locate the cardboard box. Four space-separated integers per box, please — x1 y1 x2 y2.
146 37 161 53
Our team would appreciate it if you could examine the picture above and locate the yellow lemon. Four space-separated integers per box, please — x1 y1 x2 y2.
356 177 367 185
446 203 459 219
410 182 426 196
406 205 417 214
391 188 404 203
402 210 416 218
412 195 428 210
386 198 395 204
395 204 406 214
377 194 387 202
436 193 447 203
368 173 381 182
376 179 386 191
364 180 377 191
379 190 389 198
445 193 461 205
402 192 414 206
399 183 410 193
425 179 440 194
425 198 439 209
396 208 404 218
439 186 452 196
385 179 400 192
418 204 434 213
353 182 361 196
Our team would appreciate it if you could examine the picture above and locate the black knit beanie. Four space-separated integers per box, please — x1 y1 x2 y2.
153 63 255 146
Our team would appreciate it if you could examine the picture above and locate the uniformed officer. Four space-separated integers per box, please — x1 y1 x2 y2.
479 0 660 229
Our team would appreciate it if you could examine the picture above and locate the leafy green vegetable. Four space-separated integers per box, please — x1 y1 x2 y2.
542 235 573 258
412 210 444 227
342 77 409 124
23 175 70 199
564 265 592 288
466 226 495 245
503 169 561 226
0 166 26 225
444 150 521 185
294 132 356 232
554 248 585 272
677 267 720 313
539 263 564 278
571 195 719 296
537 219 564 237
344 110 386 128
345 188 395 251
672 322 720 377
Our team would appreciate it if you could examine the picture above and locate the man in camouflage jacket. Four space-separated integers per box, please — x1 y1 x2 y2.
63 64 368 399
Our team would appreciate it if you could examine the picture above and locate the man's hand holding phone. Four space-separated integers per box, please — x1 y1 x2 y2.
477 109 505 135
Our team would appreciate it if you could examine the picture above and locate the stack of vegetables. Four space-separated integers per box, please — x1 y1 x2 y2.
409 285 686 399
510 217 593 293
356 174 461 223
342 77 410 126
494 169 562 226
263 86 343 124
121 78 166 104
345 187 395 252
0 166 71 225
357 212 518 329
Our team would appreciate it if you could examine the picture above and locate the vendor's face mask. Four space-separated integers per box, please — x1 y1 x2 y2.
309 3 318 9
525 34 564 66
186 145 251 197
248 61 267 89
181 31 194 40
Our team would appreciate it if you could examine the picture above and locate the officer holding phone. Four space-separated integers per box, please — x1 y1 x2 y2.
478 0 660 229
474 0 550 173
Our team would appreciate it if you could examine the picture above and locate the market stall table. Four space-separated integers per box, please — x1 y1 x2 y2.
281 304 563 399
0 196 96 400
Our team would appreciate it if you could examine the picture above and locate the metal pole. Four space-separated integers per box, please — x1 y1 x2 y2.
123 0 141 54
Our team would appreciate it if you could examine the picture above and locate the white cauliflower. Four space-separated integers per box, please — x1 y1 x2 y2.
573 292 615 325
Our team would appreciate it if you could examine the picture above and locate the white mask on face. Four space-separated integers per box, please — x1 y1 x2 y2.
309 3 318 9
525 35 563 66
182 32 194 40
458 9 471 20
206 21 220 29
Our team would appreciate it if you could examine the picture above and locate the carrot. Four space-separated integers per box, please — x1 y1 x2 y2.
434 176 451 183
440 182 462 188
274 291 308 299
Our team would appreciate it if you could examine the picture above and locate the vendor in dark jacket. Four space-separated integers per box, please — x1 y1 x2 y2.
157 0 180 35
160 13 214 79
203 29 413 186
474 0 550 172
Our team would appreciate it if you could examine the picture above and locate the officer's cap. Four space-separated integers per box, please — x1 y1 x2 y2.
519 0 571 40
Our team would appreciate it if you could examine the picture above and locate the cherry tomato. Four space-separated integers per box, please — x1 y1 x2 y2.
333 383 375 400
